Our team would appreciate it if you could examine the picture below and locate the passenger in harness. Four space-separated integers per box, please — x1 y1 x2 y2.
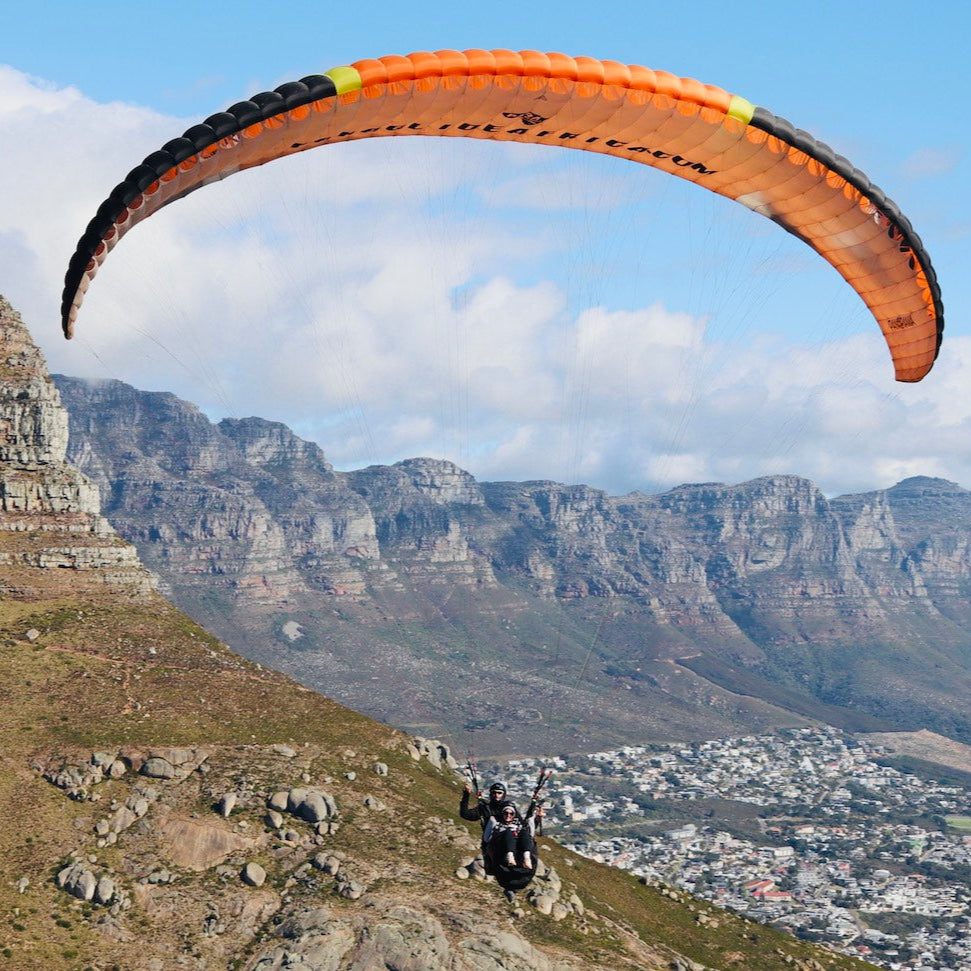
484 801 540 870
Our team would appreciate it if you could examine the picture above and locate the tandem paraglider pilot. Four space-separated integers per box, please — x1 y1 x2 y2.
459 772 550 893
460 780 511 832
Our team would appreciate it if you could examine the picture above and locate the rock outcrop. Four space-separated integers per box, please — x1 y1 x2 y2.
0 298 154 597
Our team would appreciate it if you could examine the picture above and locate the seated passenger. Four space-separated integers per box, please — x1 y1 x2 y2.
484 802 537 870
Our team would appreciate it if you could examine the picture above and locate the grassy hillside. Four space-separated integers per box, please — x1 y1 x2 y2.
0 590 874 970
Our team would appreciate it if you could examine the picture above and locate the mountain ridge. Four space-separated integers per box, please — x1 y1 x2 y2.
52 375 971 754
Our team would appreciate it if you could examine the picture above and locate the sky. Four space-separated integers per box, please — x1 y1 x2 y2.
2 0 969 497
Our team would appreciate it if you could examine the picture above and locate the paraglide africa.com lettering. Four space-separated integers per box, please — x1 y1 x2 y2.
290 122 718 175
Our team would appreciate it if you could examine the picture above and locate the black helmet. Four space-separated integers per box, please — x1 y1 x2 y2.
489 782 507 796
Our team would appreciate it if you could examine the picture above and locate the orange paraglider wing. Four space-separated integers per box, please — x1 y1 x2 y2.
62 49 943 382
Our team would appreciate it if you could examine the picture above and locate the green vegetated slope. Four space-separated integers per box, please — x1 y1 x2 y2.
0 594 874 971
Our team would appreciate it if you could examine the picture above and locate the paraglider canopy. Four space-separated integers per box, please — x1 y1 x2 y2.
61 49 943 382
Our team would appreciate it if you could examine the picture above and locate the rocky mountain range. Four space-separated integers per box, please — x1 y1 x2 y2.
53 372 971 754
1 295 871 969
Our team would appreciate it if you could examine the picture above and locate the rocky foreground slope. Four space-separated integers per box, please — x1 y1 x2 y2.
1 302 873 968
53 370 971 752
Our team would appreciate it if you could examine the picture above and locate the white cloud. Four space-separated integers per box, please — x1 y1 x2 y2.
902 146 961 180
0 67 178 329
480 154 640 212
1 64 967 501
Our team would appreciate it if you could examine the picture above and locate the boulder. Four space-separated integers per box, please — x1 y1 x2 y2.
312 853 341 876
141 757 176 780
56 862 99 902
267 791 289 812
337 878 365 900
529 894 555 915
241 862 267 888
110 806 138 834
286 788 308 813
94 875 116 905
128 795 150 818
296 791 330 824
45 761 103 794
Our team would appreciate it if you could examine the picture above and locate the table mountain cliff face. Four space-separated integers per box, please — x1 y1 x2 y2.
0 299 154 598
55 372 971 752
